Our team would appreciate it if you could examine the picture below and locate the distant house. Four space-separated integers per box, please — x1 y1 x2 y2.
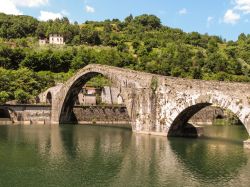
77 86 125 105
49 34 65 45
83 86 98 95
3 41 17 48
39 34 65 46
39 38 47 46
77 86 101 105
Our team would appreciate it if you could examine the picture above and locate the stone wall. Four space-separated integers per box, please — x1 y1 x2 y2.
101 86 123 104
0 105 131 128
0 105 51 125
73 105 131 128
0 104 240 128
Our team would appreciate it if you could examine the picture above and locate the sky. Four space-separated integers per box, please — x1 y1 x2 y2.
0 0 250 41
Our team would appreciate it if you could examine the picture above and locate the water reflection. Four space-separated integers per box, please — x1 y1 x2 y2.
0 125 250 186
169 137 247 183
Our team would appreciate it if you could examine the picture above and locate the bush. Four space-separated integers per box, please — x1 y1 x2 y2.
14 89 31 103
0 91 10 104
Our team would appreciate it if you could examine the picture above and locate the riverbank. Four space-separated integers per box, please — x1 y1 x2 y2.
0 105 131 127
0 104 241 127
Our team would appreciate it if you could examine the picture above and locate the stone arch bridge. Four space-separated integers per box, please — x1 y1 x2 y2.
50 64 250 143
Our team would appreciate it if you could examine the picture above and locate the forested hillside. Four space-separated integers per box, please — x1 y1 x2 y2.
0 13 250 103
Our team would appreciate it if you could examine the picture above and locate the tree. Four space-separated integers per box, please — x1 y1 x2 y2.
117 42 129 52
103 23 112 33
80 26 101 45
21 49 72 72
0 91 10 104
0 13 38 38
71 49 93 70
204 53 228 73
125 14 133 24
238 33 247 42
0 46 25 69
192 67 202 79
132 41 140 51
207 38 218 53
14 89 31 103
133 14 161 29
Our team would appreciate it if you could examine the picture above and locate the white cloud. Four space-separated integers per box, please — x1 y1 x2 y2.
207 16 214 27
11 0 48 7
178 8 187 15
0 0 49 15
85 5 95 13
61 9 70 16
223 0 250 24
223 9 240 24
0 0 22 15
207 16 214 22
38 11 63 21
235 0 250 14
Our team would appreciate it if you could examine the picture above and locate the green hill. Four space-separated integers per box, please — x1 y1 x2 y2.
0 13 250 103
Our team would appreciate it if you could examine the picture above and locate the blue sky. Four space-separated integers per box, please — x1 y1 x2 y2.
1 0 250 40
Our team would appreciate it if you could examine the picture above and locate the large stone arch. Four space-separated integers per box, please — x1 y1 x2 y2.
51 64 151 125
60 71 114 123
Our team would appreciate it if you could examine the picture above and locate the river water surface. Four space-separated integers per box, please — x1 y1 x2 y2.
0 125 250 187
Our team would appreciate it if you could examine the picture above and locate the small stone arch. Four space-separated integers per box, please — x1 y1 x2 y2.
215 114 224 119
0 108 11 118
46 92 52 104
0 107 17 123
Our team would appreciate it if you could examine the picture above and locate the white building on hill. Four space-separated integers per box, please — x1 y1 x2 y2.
39 34 65 46
49 34 65 45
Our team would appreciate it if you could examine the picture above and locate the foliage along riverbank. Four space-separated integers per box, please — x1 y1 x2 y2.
0 13 250 103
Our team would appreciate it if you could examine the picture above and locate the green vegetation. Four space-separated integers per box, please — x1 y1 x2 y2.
0 67 67 103
86 75 111 88
213 109 243 126
0 13 250 103
150 76 158 93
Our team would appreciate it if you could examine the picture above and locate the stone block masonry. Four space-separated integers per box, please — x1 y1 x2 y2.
0 105 130 128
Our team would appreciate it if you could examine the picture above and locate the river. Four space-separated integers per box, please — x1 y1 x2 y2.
0 124 250 187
